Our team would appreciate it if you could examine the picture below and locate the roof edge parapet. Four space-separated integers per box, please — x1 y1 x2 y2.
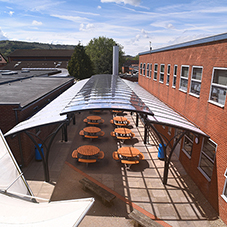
139 32 227 56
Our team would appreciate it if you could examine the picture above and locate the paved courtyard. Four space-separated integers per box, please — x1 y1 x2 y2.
23 110 226 227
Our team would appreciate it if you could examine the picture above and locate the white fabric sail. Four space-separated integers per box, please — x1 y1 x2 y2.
0 130 94 226
0 130 31 196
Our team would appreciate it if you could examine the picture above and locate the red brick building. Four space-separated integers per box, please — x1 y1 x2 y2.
0 53 7 68
0 70 74 166
4 49 74 70
138 33 227 224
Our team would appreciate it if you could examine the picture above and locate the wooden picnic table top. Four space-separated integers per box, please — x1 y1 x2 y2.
87 115 101 121
77 145 100 156
83 126 101 134
117 147 140 157
113 116 128 122
114 128 132 134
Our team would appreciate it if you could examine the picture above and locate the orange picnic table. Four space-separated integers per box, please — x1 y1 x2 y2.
79 126 105 139
111 127 135 140
83 116 104 125
112 147 144 169
110 116 130 127
72 145 104 164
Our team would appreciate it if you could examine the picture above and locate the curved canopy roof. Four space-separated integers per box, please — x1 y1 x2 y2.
60 74 153 116
5 74 207 137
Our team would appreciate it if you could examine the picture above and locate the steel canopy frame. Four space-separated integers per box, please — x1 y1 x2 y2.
4 74 209 184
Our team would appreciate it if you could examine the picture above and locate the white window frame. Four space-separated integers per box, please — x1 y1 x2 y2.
209 67 227 108
140 63 142 75
198 138 217 181
159 64 165 83
221 169 227 202
146 63 150 78
179 65 189 93
172 65 177 88
149 63 152 79
166 64 170 86
182 132 194 158
189 66 203 98
143 63 146 76
153 63 158 81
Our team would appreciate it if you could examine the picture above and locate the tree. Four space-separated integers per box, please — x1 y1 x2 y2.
67 43 93 79
85 37 124 75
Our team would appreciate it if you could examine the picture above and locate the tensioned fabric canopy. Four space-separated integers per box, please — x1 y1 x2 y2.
5 74 207 137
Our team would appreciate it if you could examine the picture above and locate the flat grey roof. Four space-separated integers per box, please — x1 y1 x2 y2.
4 80 87 137
139 32 227 56
0 76 73 108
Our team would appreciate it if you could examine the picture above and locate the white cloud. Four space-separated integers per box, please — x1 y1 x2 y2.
79 23 95 31
51 14 90 23
32 20 43 26
0 28 8 40
9 11 14 16
101 0 141 6
97 5 102 9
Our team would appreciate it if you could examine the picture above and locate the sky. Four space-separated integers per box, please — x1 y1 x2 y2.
0 0 227 56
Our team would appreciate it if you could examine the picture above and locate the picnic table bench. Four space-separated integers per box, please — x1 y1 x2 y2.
79 178 116 206
129 209 163 227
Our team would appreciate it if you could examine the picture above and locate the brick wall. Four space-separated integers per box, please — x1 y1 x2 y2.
1 79 73 166
139 39 227 223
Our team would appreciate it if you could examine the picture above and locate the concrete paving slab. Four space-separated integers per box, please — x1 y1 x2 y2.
22 110 226 227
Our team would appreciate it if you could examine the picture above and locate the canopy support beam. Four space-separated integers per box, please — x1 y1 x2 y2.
24 122 65 182
163 131 186 185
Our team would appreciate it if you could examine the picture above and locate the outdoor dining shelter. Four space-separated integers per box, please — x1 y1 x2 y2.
4 74 208 184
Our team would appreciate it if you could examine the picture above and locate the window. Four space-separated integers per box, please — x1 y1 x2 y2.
143 63 146 76
199 138 216 180
166 64 170 85
222 169 227 202
153 64 158 80
146 63 149 78
172 65 177 88
190 66 203 97
159 64 165 83
179 66 189 92
149 64 152 79
140 63 142 75
182 131 194 157
209 68 227 106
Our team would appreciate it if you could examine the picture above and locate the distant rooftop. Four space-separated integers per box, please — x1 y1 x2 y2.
0 75 73 108
9 49 74 57
139 32 227 56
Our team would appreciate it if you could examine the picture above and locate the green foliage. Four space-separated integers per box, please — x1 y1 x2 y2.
67 43 93 80
0 40 75 58
85 37 124 74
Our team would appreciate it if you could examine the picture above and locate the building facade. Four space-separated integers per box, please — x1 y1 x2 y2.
0 72 74 166
139 33 227 224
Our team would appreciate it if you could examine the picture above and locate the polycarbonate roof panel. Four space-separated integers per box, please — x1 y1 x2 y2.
4 79 88 137
60 74 153 116
124 80 208 136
